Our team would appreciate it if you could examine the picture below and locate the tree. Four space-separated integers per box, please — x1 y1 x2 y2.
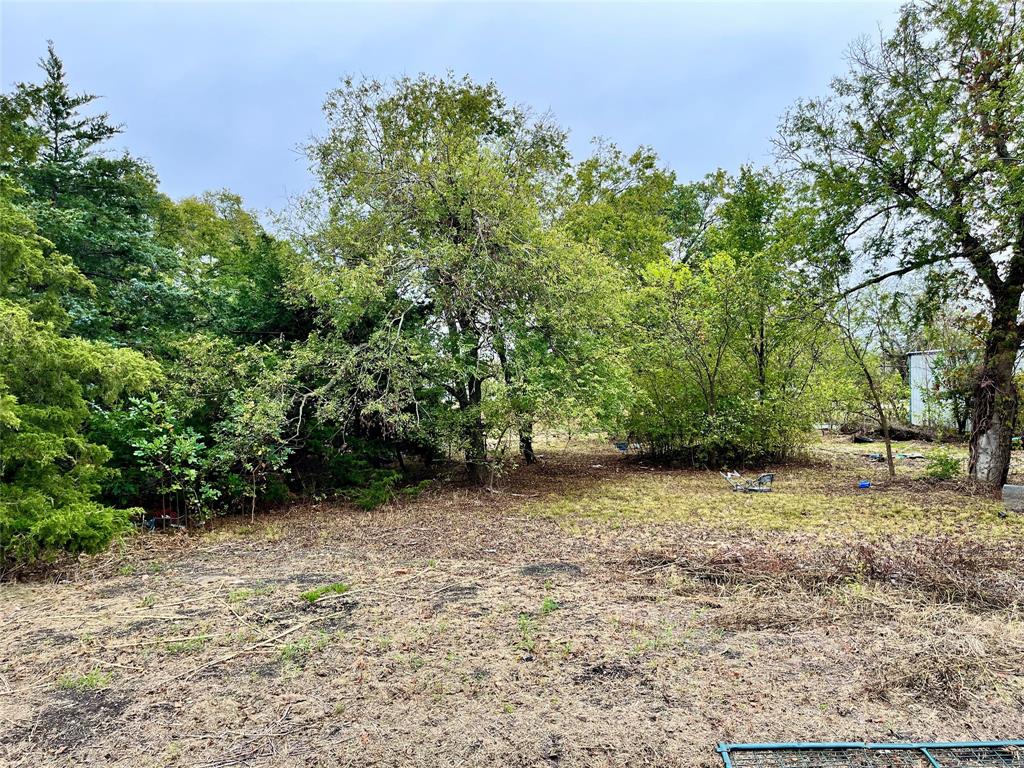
155 191 309 342
703 167 830 403
5 43 178 345
623 168 832 464
301 74 618 482
779 0 1024 485
24 43 121 186
830 292 907 479
0 173 157 569
923 309 987 434
558 141 677 273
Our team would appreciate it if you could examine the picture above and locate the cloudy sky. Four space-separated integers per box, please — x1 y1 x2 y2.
2 1 898 213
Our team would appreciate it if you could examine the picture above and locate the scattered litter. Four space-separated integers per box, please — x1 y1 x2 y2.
863 452 926 462
859 480 871 489
720 471 774 493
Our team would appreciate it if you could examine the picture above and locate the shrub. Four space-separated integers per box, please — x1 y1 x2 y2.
0 495 138 569
925 449 962 480
626 395 814 466
345 470 428 510
317 440 431 510
93 395 220 524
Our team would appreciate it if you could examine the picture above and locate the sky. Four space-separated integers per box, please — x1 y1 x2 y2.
1 1 899 215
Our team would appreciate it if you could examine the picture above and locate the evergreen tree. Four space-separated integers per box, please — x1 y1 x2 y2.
7 43 180 345
0 167 157 569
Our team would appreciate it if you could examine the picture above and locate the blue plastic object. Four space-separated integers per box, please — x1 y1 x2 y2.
717 740 1024 767
859 480 871 489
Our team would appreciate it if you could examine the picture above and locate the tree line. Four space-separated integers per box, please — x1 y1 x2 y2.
1 0 1020 569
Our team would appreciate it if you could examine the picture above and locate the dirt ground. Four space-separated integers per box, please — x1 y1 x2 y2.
2 436 1024 767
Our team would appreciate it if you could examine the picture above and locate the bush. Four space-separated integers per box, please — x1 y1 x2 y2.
0 492 138 571
93 395 221 524
627 395 813 466
925 449 962 480
346 470 430 510
94 337 304 524
0 186 158 570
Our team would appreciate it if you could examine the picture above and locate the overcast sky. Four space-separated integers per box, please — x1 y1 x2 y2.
1 1 898 214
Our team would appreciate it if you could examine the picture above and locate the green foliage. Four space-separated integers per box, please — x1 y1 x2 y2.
0 175 156 569
95 336 304 520
830 291 910 443
925 450 962 481
302 73 626 481
558 141 677 273
344 470 430 511
278 632 331 665
5 44 181 346
539 597 559 615
921 311 986 435
6 20 1011 570
780 0 1024 485
516 612 537 653
92 395 221 523
56 668 112 692
154 191 306 340
301 582 350 604
163 635 210 655
619 168 832 464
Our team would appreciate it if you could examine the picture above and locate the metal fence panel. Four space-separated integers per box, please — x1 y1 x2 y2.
718 742 1024 768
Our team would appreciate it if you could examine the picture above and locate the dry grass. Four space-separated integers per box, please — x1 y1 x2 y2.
862 610 1024 706
1 435 1023 768
620 534 1024 609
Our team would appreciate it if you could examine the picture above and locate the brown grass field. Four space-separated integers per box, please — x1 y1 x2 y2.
2 436 1023 767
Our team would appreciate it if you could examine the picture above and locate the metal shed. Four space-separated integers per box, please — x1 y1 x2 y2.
907 349 949 427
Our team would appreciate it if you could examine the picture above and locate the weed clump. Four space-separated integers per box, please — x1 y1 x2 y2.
301 582 350 604
163 635 210 654
57 669 112 692
279 633 331 664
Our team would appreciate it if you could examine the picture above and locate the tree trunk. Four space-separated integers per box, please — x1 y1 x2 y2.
879 412 895 480
465 424 487 484
519 423 535 465
464 374 487 484
969 311 1021 486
